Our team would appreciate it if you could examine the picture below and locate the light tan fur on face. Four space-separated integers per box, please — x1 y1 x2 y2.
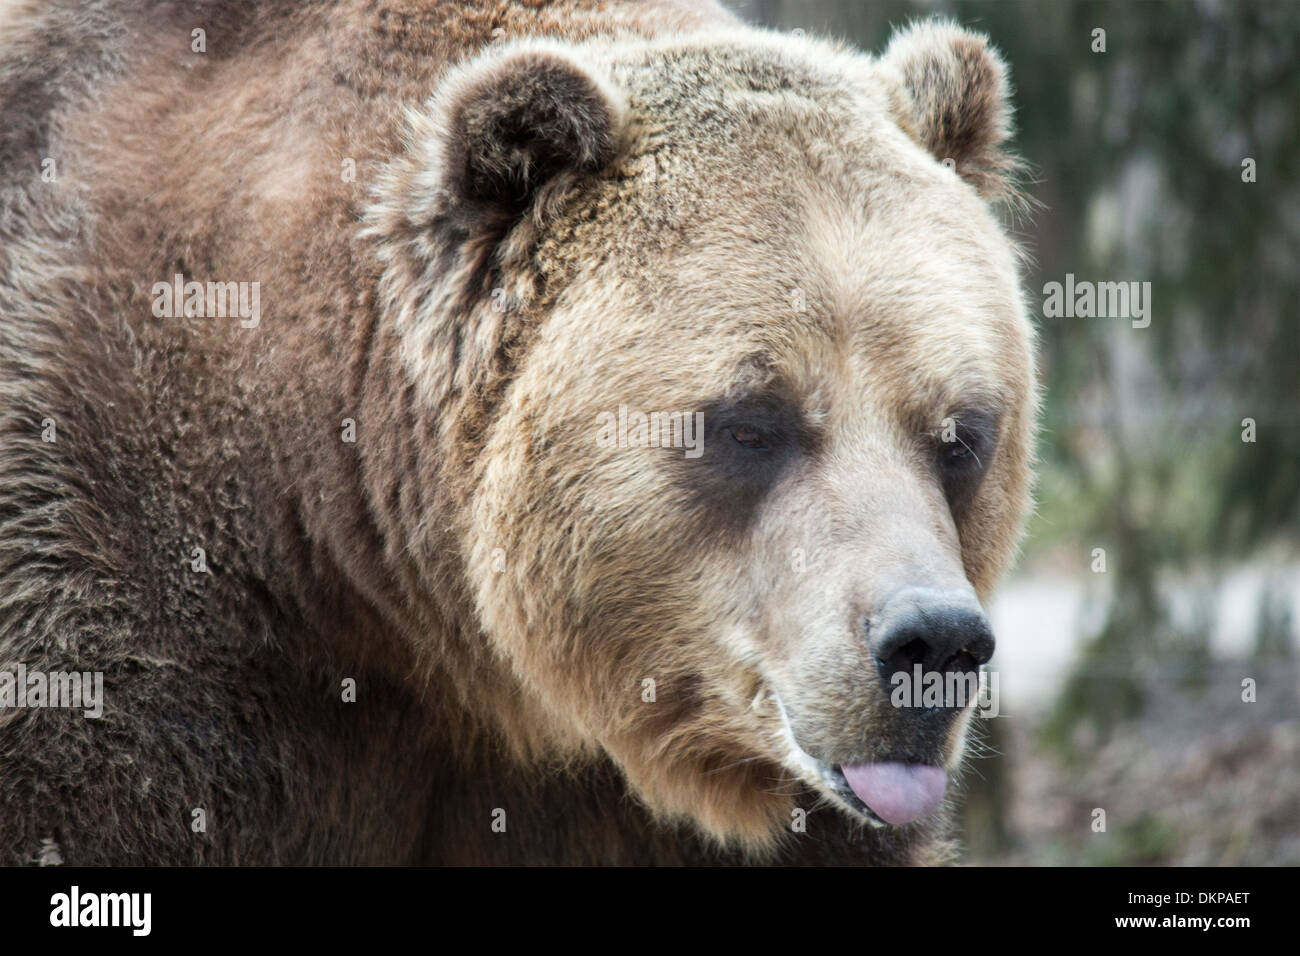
405 24 1038 852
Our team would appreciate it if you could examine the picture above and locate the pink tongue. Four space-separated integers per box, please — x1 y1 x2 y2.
840 762 946 825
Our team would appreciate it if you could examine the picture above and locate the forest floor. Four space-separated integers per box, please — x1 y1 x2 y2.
961 657 1300 865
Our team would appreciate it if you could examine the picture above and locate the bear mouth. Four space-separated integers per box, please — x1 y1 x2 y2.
832 761 948 826
795 756 948 827
826 765 890 825
767 690 949 827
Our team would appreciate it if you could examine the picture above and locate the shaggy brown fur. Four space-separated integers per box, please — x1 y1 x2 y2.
0 0 1035 864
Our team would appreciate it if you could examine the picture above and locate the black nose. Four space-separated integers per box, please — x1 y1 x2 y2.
869 587 994 690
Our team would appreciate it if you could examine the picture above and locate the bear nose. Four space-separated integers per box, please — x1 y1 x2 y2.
868 587 994 689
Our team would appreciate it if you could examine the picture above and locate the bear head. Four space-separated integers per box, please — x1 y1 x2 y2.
368 18 1036 854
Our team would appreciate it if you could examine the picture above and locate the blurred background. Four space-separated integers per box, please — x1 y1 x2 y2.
734 0 1299 865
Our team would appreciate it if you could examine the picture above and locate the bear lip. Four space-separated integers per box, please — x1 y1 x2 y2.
767 688 948 827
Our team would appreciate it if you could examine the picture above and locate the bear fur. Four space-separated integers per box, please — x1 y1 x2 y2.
0 0 1035 864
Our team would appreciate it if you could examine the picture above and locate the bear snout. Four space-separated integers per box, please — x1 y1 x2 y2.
867 586 995 708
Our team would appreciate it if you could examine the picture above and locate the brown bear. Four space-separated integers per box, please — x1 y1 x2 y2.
0 0 1036 865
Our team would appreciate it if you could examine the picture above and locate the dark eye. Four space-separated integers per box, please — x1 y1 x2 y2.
936 411 996 473
934 410 999 512
941 440 977 465
727 424 769 450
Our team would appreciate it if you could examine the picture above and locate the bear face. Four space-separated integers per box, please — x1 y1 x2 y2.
370 20 1036 853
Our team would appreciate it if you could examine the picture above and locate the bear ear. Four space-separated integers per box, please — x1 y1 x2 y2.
877 21 1020 200
367 47 626 405
435 47 625 216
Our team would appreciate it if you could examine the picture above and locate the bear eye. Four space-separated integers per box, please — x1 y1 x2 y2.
934 409 999 512
727 424 769 450
940 437 978 467
935 410 997 472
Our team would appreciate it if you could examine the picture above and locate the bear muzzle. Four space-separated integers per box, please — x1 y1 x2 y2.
798 587 996 826
867 586 995 696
